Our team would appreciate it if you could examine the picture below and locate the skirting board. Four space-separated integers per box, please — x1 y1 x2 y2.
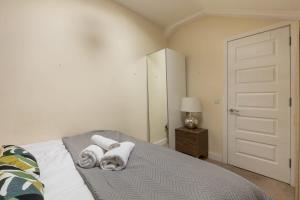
208 152 223 162
153 138 168 146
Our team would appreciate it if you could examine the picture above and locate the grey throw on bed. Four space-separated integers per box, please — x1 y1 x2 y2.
62 130 272 200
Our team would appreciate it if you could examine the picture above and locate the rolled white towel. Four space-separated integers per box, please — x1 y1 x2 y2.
91 135 120 151
78 145 104 169
100 141 135 171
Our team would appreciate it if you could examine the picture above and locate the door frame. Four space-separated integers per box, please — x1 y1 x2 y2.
222 21 299 188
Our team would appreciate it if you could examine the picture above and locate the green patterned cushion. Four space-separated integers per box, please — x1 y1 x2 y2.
0 146 3 157
0 167 44 200
0 145 40 178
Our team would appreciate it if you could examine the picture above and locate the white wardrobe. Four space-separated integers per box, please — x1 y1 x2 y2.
147 48 186 149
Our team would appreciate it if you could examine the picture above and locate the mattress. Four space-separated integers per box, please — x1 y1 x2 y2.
22 140 94 200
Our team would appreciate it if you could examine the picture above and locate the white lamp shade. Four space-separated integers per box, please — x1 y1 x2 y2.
181 97 202 112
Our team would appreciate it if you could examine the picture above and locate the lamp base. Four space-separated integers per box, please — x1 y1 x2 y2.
184 113 199 129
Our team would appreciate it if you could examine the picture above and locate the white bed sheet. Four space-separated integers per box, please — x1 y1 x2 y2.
22 140 94 200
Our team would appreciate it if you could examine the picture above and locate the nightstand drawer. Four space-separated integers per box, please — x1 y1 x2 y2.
175 127 208 158
176 142 199 157
176 130 198 145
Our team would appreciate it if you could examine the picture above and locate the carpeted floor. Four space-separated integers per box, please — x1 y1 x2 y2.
207 159 295 200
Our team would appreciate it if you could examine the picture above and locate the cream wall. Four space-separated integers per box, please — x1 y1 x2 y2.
0 0 166 145
147 49 168 143
168 16 281 157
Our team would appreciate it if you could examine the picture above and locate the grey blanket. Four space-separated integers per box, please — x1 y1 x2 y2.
62 130 271 200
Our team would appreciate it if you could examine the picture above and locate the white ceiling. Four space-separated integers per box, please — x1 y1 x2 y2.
113 0 202 27
113 0 300 28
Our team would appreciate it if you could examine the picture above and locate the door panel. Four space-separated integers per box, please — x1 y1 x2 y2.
228 26 291 183
236 116 277 135
236 92 277 108
236 39 275 60
236 139 276 161
236 65 276 84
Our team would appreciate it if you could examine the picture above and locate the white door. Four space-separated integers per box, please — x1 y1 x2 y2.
227 26 291 183
166 49 186 149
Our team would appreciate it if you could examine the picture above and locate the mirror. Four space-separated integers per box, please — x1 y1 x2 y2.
146 48 186 149
147 49 168 146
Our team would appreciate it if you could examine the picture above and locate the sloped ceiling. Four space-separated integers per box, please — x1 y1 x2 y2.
113 0 300 29
114 0 202 27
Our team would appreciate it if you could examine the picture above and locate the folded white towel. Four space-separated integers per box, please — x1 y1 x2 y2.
91 135 120 151
78 145 104 169
99 141 135 171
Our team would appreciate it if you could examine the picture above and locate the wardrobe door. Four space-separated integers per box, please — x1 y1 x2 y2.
147 49 168 145
166 49 186 149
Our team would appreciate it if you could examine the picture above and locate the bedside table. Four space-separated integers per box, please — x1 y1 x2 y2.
175 127 208 158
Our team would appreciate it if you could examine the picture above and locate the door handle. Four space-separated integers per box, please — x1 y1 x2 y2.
229 108 239 114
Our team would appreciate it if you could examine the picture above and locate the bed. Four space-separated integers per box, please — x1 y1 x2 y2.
23 130 271 200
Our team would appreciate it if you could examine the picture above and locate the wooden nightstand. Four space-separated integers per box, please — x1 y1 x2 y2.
175 127 208 158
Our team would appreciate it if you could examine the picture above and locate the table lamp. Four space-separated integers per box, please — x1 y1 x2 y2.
181 97 202 129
